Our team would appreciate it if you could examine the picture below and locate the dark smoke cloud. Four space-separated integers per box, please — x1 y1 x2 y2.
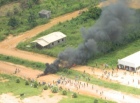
45 0 140 73
58 0 135 65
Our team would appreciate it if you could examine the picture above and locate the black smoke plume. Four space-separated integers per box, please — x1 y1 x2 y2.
44 0 140 74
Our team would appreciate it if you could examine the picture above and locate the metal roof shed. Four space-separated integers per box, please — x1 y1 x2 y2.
32 31 66 48
39 10 51 18
118 51 140 71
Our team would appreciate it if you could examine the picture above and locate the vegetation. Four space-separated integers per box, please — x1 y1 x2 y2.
0 0 99 41
16 79 20 83
0 54 45 70
17 7 101 56
43 85 48 90
72 92 78 98
0 74 42 97
51 86 58 93
0 74 115 103
0 0 19 7
62 90 67 95
87 39 140 68
59 92 115 103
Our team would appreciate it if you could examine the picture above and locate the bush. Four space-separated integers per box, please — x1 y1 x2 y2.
25 81 29 85
16 79 20 83
51 87 58 93
43 85 48 90
62 90 67 95
94 99 98 103
72 93 77 98
33 82 38 88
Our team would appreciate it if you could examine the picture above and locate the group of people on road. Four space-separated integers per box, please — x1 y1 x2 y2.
14 68 20 74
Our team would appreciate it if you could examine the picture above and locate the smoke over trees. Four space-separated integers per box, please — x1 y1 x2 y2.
44 0 140 74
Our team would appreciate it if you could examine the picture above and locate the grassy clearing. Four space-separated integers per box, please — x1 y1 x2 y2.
0 54 45 71
59 92 115 103
87 39 140 68
0 54 140 95
0 0 99 41
57 69 140 95
0 74 42 98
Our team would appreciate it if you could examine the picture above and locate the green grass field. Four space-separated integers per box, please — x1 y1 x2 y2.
87 39 140 68
59 93 116 103
0 54 45 70
0 74 43 97
0 0 98 41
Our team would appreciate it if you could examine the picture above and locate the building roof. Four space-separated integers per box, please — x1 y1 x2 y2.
39 10 51 15
32 31 66 47
118 51 140 68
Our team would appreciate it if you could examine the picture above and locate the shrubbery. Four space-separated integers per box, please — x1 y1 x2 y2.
62 90 67 95
43 85 48 90
16 79 20 83
51 87 58 93
25 81 29 85
94 99 98 103
33 82 38 88
72 93 78 98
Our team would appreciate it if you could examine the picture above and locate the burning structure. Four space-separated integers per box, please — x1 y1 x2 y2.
44 0 140 74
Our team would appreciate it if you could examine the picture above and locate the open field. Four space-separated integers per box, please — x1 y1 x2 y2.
0 74 43 97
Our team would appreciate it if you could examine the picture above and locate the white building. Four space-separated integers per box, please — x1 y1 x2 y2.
32 31 66 48
118 51 140 71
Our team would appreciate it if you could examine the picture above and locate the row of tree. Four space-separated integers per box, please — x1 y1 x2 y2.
0 0 40 7
8 11 37 28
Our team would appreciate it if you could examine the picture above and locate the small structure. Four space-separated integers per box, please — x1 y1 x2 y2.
39 10 51 18
32 31 66 48
118 51 140 72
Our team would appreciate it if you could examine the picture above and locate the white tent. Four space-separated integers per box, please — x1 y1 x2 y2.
118 51 140 71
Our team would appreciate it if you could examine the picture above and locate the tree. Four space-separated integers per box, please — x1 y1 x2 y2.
8 17 18 28
94 99 98 103
28 11 37 27
32 0 40 4
88 6 102 20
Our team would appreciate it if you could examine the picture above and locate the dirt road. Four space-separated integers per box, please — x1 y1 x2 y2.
0 61 140 103
73 66 140 89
